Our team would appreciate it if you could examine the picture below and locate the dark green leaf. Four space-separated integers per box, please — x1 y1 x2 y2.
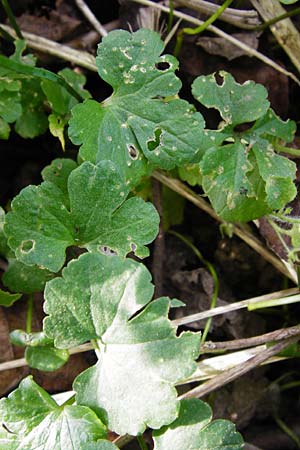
0 288 22 307
69 29 205 185
5 160 159 271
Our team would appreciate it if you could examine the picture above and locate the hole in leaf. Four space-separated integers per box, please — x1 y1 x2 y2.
127 144 139 160
131 243 137 252
99 246 117 256
155 61 170 71
20 239 35 254
147 128 162 151
234 122 255 132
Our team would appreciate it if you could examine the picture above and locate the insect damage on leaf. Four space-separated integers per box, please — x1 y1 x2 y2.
192 71 297 222
4 159 159 272
68 29 205 186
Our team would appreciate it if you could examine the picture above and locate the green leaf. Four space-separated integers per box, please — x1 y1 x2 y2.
153 399 243 450
9 330 69 371
0 288 22 307
25 346 69 371
0 117 10 139
0 207 10 256
162 186 185 231
192 71 269 126
42 68 90 148
5 160 159 272
178 163 202 186
192 72 297 221
69 29 205 185
14 78 48 139
3 259 54 293
0 376 111 450
42 68 90 116
43 253 201 435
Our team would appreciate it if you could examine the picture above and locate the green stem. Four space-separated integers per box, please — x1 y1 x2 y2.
26 294 34 334
254 6 300 32
1 0 23 39
274 143 300 157
167 0 174 33
174 0 233 56
0 55 84 102
281 380 300 391
169 230 219 343
137 435 148 450
61 394 76 407
274 414 300 449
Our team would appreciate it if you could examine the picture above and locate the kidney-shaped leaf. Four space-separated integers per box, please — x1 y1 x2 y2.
5 160 159 272
43 253 201 435
69 29 205 185
153 399 243 450
0 376 114 450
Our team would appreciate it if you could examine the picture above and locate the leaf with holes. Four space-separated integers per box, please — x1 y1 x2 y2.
0 376 115 450
43 253 200 435
69 29 205 185
4 160 159 272
192 71 297 221
153 399 243 450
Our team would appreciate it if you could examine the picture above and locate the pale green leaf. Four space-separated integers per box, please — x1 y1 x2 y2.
69 29 205 185
0 376 110 450
5 160 159 271
48 113 67 150
153 399 243 450
43 253 201 435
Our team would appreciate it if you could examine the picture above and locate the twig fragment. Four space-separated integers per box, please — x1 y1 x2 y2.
74 0 108 37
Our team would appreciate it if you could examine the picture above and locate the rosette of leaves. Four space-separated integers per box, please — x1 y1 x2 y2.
69 28 206 186
153 398 243 450
192 71 297 222
43 253 201 435
4 159 159 272
0 376 118 450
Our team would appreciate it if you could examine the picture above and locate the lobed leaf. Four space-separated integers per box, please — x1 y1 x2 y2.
5 160 159 271
69 29 205 185
43 253 201 435
0 376 112 450
192 72 297 221
153 398 244 450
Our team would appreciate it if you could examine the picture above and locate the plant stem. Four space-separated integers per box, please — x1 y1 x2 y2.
201 324 300 353
180 335 300 400
152 170 297 283
274 143 300 157
167 0 174 33
152 178 165 298
169 230 219 343
1 0 23 39
174 0 233 56
137 435 148 450
74 0 108 37
274 414 300 449
0 24 14 41
26 294 34 334
254 6 300 32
